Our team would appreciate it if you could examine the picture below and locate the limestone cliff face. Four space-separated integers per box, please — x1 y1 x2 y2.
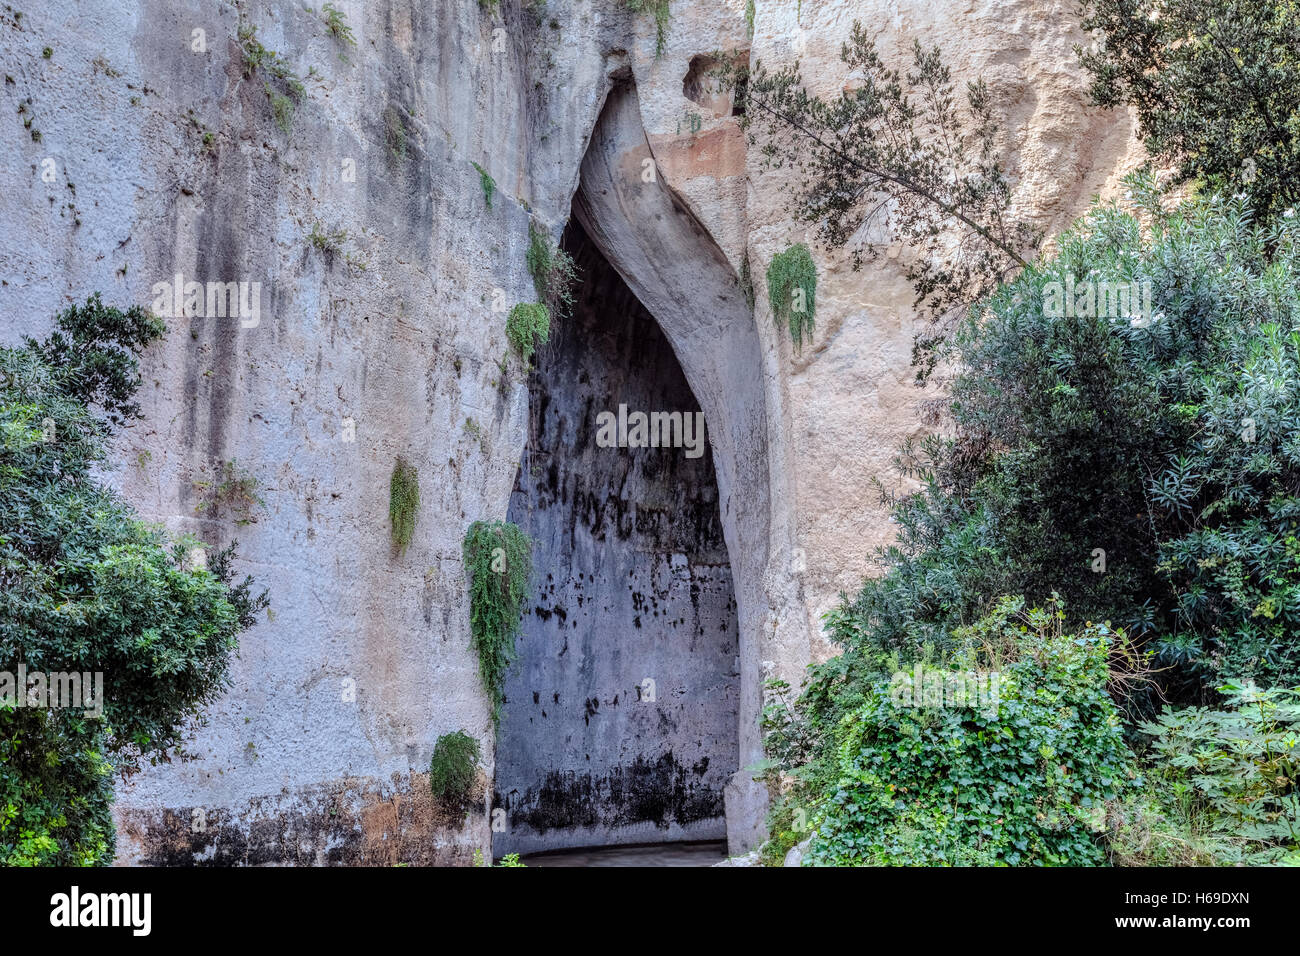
0 0 1140 863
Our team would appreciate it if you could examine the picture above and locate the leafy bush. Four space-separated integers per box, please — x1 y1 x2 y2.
429 730 480 811
506 303 550 364
1109 682 1300 866
802 597 1136 866
463 520 532 723
1079 0 1300 224
805 186 1300 704
388 457 420 554
1 297 267 865
767 183 1300 864
766 243 817 352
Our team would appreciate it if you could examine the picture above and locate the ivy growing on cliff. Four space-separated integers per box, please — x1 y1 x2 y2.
621 0 672 57
472 162 496 210
388 457 420 555
463 520 532 724
766 243 817 351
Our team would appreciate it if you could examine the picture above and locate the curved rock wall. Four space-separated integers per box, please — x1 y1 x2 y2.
0 0 1141 863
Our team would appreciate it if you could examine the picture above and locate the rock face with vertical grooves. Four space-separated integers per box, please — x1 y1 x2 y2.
0 0 1142 863
496 222 739 856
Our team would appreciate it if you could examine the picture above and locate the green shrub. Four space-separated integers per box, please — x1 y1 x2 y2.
525 221 578 322
429 730 480 810
802 185 1300 704
1 297 267 865
463 520 532 723
1110 682 1300 866
389 457 420 554
1079 0 1300 224
506 303 550 364
766 243 816 352
803 597 1136 866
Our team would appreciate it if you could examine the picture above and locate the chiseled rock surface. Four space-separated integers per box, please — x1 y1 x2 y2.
0 0 1139 864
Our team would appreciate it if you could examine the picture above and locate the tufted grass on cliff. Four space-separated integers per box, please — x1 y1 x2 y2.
463 520 532 724
429 730 480 811
389 457 420 554
321 3 356 49
472 161 496 209
525 220 578 321
766 243 817 352
239 21 304 134
506 302 550 364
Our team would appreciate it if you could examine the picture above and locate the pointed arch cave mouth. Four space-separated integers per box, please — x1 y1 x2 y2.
492 80 771 858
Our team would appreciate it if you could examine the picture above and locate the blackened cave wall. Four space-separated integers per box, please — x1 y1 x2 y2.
493 222 740 856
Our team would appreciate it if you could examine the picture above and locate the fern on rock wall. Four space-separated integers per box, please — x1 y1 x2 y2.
463 520 533 723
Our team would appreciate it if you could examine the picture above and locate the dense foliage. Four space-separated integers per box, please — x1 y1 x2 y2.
1 297 266 865
801 598 1134 866
767 186 1300 865
525 221 578 323
506 303 550 365
462 520 532 724
1109 682 1300 865
1079 0 1300 224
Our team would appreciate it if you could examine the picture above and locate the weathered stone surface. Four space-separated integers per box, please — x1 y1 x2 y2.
0 0 1142 863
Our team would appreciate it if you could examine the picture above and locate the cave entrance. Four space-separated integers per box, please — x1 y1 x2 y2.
493 218 740 857
493 78 773 859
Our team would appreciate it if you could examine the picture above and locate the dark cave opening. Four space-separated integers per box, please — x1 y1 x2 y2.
492 219 741 857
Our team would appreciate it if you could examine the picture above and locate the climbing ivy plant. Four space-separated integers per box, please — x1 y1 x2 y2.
463 520 532 724
766 243 817 352
389 457 420 554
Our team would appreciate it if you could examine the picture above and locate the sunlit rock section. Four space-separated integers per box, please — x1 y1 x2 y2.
494 222 740 857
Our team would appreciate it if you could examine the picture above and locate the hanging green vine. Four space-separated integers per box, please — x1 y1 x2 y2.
766 243 817 352
463 520 532 723
389 457 420 554
621 0 672 57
